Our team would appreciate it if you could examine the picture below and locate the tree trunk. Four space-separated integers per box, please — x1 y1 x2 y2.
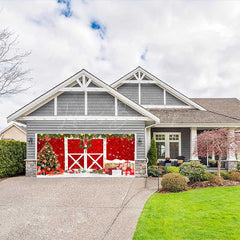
217 154 222 177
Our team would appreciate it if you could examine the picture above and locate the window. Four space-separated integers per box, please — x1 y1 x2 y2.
154 133 181 159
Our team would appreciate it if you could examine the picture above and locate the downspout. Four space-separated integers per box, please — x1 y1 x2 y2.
145 121 160 177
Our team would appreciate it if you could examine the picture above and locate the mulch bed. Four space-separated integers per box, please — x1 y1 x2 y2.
156 180 240 194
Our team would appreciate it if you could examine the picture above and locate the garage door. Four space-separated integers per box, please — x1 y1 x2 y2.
37 134 135 176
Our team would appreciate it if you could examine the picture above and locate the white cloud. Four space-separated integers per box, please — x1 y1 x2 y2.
0 0 240 128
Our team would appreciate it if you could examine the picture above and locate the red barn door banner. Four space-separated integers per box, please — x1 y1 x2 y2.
67 139 84 169
67 139 104 170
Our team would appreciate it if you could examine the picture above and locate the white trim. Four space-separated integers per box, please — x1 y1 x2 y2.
135 133 137 160
123 80 156 84
8 69 159 123
18 116 150 121
115 97 118 116
142 105 193 109
65 137 68 170
0 123 26 135
34 133 37 160
190 127 198 160
54 97 57 116
153 132 181 160
138 83 141 104
111 66 206 111
60 87 108 92
85 91 88 116
76 78 83 88
163 89 166 105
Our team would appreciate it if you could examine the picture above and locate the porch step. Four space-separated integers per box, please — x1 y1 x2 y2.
206 168 227 173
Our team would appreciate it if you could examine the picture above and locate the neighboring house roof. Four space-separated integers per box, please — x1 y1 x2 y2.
149 98 240 125
111 66 206 111
7 69 159 123
0 123 26 136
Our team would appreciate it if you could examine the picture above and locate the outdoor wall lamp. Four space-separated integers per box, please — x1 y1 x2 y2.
137 138 142 145
28 137 33 145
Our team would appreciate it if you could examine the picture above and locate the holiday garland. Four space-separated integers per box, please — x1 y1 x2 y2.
38 133 134 140
38 133 134 150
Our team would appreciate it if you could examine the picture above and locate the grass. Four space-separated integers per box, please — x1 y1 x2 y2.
133 186 240 240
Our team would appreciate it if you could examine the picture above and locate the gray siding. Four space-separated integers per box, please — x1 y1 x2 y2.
88 82 99 87
88 92 115 115
26 120 145 160
141 84 164 105
166 92 187 106
29 100 54 116
117 84 138 103
57 92 85 115
151 128 190 160
118 100 142 116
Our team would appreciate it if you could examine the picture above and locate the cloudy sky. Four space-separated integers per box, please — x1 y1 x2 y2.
1 0 240 128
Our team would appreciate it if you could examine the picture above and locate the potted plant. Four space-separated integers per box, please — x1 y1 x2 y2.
209 159 217 167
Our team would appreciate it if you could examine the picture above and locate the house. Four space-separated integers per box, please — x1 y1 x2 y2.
7 67 240 177
0 123 26 142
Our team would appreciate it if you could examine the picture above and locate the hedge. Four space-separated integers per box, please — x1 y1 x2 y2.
0 140 26 178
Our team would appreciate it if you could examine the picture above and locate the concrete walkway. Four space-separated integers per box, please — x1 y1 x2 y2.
0 177 158 240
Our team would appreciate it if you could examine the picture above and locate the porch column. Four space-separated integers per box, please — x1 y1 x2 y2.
190 127 198 161
145 127 151 157
227 128 237 170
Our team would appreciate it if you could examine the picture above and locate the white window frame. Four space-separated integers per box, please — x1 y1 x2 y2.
153 132 181 160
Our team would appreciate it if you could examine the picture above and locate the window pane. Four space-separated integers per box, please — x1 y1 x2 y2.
156 142 165 159
169 134 179 141
170 142 179 159
155 134 165 141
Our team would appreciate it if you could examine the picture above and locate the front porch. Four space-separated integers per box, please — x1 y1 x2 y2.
146 126 238 171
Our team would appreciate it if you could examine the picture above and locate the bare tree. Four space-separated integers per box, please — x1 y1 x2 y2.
0 29 31 96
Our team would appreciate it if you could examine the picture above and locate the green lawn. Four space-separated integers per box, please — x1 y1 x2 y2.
133 186 240 240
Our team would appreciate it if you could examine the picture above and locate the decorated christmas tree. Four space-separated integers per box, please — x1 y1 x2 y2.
37 142 62 175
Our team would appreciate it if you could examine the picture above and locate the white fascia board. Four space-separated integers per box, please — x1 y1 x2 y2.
8 69 160 123
111 66 206 111
7 70 86 123
154 123 240 128
18 116 151 121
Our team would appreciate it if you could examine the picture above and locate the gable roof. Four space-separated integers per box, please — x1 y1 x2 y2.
0 123 26 136
7 69 159 123
191 98 240 121
111 66 206 111
149 98 240 126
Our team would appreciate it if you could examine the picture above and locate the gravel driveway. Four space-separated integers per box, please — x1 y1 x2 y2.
0 177 157 240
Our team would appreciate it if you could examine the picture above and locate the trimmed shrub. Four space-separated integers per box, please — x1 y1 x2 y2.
0 140 26 178
201 172 213 181
147 138 157 167
214 171 229 180
167 166 179 173
237 161 240 171
161 173 187 192
229 171 240 182
209 175 224 185
148 165 162 177
179 161 206 182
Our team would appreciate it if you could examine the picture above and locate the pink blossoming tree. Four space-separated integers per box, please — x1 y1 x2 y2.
196 128 238 177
